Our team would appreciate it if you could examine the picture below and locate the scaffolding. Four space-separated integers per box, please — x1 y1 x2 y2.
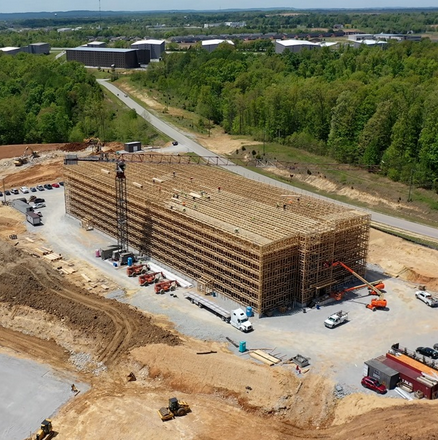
64 158 370 314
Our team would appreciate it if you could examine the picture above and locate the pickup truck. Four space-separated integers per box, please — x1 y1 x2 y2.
324 310 349 328
415 290 438 307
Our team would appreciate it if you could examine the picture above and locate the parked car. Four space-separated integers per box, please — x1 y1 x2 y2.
58 181 64 186
4 190 10 196
361 376 387 394
44 184 52 190
52 182 60 188
11 188 19 194
20 186 29 194
416 347 438 359
37 185 44 191
172 141 178 146
30 187 37 192
32 202 46 209
33 197 45 204
0 191 3 197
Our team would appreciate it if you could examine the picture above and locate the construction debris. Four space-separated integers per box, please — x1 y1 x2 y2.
127 372 137 382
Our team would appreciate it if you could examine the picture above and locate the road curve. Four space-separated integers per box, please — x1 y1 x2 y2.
98 79 438 240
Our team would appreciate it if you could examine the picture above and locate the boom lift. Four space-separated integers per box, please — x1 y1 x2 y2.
331 261 387 311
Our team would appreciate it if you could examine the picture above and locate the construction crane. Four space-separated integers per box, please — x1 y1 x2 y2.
115 157 128 253
331 261 387 311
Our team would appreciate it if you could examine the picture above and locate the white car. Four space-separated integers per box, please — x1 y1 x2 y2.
32 202 46 209
415 290 438 307
20 186 29 194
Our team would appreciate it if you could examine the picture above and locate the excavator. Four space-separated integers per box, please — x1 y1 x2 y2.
14 146 38 166
34 419 54 440
84 137 103 153
331 261 387 311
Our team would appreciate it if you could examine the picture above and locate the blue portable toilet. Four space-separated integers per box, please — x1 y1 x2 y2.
246 306 253 317
127 257 133 267
239 341 246 353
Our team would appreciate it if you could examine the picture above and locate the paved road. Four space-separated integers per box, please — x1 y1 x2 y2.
98 79 438 240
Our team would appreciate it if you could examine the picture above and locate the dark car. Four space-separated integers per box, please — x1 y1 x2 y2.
44 184 53 190
33 197 45 204
37 185 44 191
30 187 37 192
4 190 10 196
59 181 64 186
172 141 178 146
361 376 387 394
416 347 438 359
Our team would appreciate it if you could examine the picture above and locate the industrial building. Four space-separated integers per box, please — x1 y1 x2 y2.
131 39 165 59
201 39 234 52
0 42 50 56
275 40 320 54
66 46 150 68
64 154 370 315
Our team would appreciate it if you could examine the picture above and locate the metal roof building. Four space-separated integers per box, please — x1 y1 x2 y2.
275 39 319 54
131 39 165 59
66 46 150 68
201 39 234 53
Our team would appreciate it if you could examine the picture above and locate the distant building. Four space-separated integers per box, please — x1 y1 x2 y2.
275 39 319 54
0 42 51 56
202 39 234 53
66 46 150 68
87 41 107 48
131 39 165 59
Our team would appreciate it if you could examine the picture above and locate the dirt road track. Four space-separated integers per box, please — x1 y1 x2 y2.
0 326 68 365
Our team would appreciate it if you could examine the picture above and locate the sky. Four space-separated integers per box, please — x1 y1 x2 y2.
4 0 438 14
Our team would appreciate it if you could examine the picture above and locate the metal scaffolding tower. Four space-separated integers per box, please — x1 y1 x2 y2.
115 159 128 253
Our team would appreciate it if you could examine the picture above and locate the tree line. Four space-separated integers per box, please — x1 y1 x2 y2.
0 53 156 145
132 40 438 187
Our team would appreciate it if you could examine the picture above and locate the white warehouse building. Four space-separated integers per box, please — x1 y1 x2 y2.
275 39 320 54
131 39 165 59
202 39 234 53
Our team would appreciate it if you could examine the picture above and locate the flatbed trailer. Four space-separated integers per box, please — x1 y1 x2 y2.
184 292 231 322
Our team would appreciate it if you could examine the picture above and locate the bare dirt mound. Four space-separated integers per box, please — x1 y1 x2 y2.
0 241 180 367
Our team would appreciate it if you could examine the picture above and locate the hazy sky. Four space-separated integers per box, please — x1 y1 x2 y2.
4 0 438 14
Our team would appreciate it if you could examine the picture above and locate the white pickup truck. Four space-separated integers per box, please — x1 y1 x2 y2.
415 290 438 307
324 311 349 328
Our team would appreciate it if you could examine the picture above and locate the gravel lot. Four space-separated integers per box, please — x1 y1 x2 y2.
24 185 438 400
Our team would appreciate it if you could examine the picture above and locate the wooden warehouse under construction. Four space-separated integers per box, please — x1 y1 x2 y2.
64 154 370 315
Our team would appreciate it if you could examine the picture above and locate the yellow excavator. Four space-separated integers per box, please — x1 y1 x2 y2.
158 397 191 421
34 419 54 440
14 146 39 166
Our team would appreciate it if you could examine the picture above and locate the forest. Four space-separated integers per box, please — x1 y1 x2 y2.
132 39 438 187
0 53 156 145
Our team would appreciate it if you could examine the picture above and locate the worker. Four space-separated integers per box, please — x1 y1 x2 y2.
218 187 221 192
173 171 176 178
283 204 287 210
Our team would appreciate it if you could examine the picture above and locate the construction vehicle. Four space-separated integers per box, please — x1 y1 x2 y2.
126 263 150 277
158 397 191 421
324 310 349 328
84 137 103 153
184 292 254 331
331 280 385 301
14 146 38 166
34 419 53 440
331 261 387 311
154 279 178 294
138 271 165 286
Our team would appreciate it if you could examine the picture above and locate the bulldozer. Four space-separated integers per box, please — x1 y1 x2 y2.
34 419 54 440
154 280 178 294
158 397 191 421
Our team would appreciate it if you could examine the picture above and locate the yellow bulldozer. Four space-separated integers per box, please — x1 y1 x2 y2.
34 419 54 440
158 397 191 421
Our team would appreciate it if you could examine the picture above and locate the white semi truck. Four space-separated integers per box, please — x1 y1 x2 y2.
185 292 253 332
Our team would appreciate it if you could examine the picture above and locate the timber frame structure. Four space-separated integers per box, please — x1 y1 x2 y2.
64 155 370 315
